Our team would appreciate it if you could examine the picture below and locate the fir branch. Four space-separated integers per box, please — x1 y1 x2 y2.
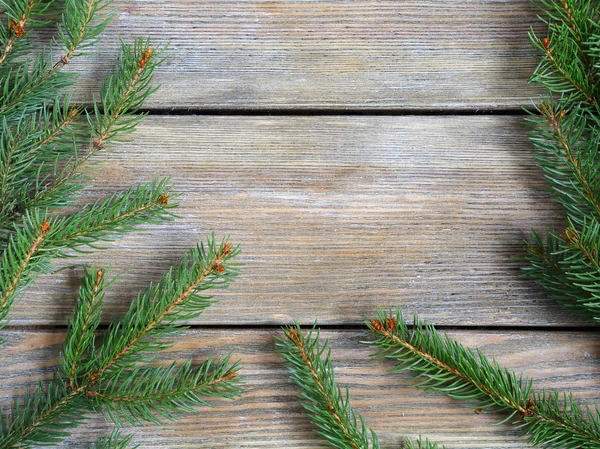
0 211 51 327
277 324 381 449
367 308 600 449
0 0 58 66
0 180 176 330
56 0 114 64
93 237 239 377
523 0 600 322
0 0 114 121
90 358 241 426
277 324 442 449
47 178 177 251
0 51 74 124
521 230 596 319
31 38 164 208
0 237 241 448
62 266 106 387
0 375 89 448
529 0 600 106
528 101 600 225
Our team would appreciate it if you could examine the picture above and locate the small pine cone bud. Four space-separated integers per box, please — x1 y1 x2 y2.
386 317 396 331
138 48 153 68
370 320 383 332
142 48 153 60
96 269 103 281
158 195 169 205
10 19 25 38
222 243 232 256
225 371 238 380
216 265 226 273
288 328 301 341
40 221 51 233
542 37 550 49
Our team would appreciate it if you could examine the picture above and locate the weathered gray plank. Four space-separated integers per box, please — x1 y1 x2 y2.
19 115 573 326
59 0 543 109
0 329 598 448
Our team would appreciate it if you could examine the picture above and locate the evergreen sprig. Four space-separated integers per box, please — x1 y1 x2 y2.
276 324 442 449
522 0 600 321
366 308 600 449
0 0 244 447
0 179 176 330
0 238 242 449
0 0 171 331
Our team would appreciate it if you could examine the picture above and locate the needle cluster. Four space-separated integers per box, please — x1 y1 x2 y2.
0 1 243 447
277 2 600 448
367 309 600 449
522 0 600 321
276 324 443 449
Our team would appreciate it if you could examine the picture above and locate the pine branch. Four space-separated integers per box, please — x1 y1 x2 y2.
529 0 600 107
0 1 245 446
521 230 597 319
367 308 600 449
0 50 75 124
0 237 242 448
62 266 106 387
277 324 381 449
0 0 58 66
30 38 165 209
277 323 442 449
522 0 600 323
0 375 89 448
0 179 176 330
56 0 114 64
90 358 241 426
0 0 114 122
93 237 239 376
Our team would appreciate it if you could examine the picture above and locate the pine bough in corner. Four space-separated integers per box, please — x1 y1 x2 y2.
278 1 600 448
0 1 242 447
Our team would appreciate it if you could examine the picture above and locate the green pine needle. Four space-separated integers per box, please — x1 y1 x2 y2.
0 1 244 447
277 324 381 449
522 0 600 323
0 178 176 329
277 323 443 449
90 429 135 449
92 358 242 426
0 236 242 448
366 308 600 449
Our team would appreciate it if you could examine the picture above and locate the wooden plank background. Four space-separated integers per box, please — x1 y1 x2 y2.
5 0 600 447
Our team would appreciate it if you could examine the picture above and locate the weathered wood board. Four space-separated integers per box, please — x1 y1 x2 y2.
5 0 599 447
21 115 573 327
0 329 598 448
60 0 544 110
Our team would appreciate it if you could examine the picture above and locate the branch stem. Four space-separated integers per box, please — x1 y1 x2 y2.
287 329 361 449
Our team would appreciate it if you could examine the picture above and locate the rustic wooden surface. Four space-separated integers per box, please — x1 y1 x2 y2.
24 116 570 327
1 329 599 448
64 0 545 110
7 0 600 447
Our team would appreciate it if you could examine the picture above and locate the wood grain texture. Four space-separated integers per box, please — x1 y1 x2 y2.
19 115 575 327
58 0 543 110
0 328 598 448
